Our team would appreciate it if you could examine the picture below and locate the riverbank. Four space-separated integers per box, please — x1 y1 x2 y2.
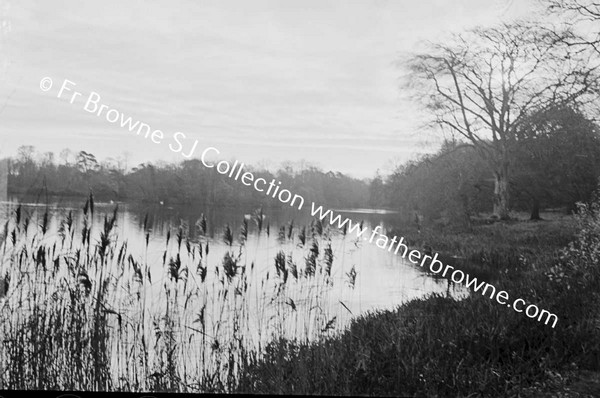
390 212 578 282
234 210 600 396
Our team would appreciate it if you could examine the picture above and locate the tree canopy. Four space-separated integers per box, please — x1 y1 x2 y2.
404 21 600 219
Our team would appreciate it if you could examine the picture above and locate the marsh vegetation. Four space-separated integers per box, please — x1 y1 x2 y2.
0 194 460 392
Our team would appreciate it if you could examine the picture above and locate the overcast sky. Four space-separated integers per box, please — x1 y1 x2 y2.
0 0 536 178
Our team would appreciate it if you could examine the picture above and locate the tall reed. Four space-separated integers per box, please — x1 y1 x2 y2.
0 196 359 392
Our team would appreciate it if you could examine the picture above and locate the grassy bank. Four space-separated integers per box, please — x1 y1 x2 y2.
234 210 600 396
389 212 578 282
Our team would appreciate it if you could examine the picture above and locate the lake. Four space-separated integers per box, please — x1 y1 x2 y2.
2 195 464 312
0 195 466 387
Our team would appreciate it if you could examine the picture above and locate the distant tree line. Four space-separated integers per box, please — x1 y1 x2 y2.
6 146 370 209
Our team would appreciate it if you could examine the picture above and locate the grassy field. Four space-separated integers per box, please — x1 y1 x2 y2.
234 209 600 396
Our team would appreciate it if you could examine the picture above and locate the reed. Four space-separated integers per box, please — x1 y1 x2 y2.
0 195 359 392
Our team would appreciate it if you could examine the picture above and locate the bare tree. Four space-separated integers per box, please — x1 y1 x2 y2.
17 145 35 164
59 148 73 165
404 22 599 219
548 0 600 18
545 0 600 54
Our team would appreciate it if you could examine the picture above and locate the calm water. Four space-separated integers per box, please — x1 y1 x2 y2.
1 195 465 319
1 195 470 382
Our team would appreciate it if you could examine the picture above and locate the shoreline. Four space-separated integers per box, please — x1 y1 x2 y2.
234 214 593 396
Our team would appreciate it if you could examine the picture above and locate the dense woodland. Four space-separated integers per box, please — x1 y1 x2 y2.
5 147 370 209
370 106 600 225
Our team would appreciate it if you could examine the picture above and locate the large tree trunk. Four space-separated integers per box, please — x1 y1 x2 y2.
530 197 541 220
493 163 510 220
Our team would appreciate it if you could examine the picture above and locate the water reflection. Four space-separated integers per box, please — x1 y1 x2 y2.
0 195 469 385
1 195 465 319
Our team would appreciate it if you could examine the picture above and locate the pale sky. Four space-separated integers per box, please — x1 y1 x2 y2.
0 0 536 177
